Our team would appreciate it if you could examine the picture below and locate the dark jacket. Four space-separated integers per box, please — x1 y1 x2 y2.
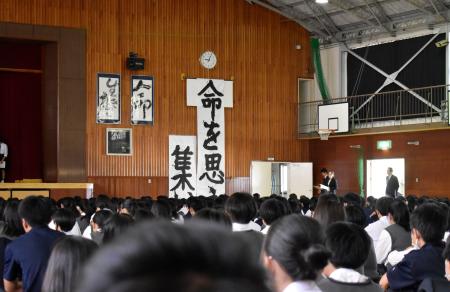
386 175 399 197
387 243 445 292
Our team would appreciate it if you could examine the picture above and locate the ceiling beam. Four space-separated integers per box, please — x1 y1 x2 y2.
427 0 450 21
305 0 341 33
328 0 379 27
249 0 329 38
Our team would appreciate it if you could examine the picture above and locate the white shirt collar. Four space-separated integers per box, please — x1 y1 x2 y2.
329 268 369 283
232 222 261 232
283 281 322 292
261 225 270 235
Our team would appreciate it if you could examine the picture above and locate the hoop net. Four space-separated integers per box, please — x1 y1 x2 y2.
317 129 335 140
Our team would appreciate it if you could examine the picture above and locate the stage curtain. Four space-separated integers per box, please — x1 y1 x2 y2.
0 42 43 182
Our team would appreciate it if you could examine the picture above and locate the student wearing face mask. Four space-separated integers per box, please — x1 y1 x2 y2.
379 203 447 291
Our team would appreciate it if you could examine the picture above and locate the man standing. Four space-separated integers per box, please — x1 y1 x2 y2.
385 167 399 198
3 196 64 292
0 140 7 183
314 168 330 194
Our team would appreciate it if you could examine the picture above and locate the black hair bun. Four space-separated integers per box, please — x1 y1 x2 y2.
302 244 330 270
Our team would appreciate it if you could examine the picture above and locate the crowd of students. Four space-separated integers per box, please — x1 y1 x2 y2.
0 192 449 292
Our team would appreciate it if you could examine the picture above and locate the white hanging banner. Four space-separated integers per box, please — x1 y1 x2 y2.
168 135 197 198
187 78 233 196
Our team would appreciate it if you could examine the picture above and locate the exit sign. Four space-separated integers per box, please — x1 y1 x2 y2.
377 140 392 150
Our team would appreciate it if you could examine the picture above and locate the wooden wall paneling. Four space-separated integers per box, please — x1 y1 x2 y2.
0 0 312 196
308 129 450 197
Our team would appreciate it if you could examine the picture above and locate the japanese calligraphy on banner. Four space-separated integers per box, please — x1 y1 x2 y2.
169 135 197 199
131 75 153 125
187 79 233 196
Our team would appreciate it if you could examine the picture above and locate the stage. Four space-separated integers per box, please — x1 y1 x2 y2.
0 183 94 200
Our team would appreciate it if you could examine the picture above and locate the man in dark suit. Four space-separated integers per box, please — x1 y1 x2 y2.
385 167 399 198
314 168 331 195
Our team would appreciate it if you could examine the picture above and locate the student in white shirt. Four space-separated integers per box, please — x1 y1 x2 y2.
263 215 328 292
225 192 261 232
260 198 289 235
319 222 383 292
0 140 7 183
375 200 411 265
364 196 394 246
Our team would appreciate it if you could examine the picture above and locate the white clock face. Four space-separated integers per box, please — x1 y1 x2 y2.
199 51 217 69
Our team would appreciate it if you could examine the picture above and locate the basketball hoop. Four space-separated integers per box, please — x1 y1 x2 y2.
317 129 335 140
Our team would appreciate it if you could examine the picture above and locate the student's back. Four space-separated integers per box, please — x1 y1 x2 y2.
4 227 64 292
3 196 64 292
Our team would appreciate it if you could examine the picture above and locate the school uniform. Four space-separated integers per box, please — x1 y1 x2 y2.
318 268 383 292
283 280 322 292
387 243 445 291
3 227 64 292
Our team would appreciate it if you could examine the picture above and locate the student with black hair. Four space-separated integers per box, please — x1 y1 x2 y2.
260 198 289 235
86 209 113 244
51 208 77 235
299 196 310 215
380 203 448 291
365 196 394 247
193 208 232 229
102 213 134 244
3 196 65 292
319 222 383 292
0 200 24 239
375 200 411 265
151 199 172 220
225 192 263 261
313 194 345 228
0 200 24 291
42 236 98 292
344 205 379 280
225 192 261 232
76 220 271 292
364 196 378 225
263 214 329 292
119 198 136 217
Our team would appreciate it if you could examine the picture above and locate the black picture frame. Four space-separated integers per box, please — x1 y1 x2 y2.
106 128 132 156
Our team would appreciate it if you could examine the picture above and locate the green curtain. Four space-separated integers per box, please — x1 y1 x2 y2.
357 148 365 197
311 38 331 102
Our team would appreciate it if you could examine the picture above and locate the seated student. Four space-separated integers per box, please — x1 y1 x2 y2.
87 209 112 244
344 205 379 280
0 200 24 291
51 208 78 236
119 198 136 217
225 192 263 260
380 203 448 291
4 196 65 292
151 199 172 220
375 200 411 265
313 194 345 228
193 208 232 230
365 196 378 225
76 220 271 292
365 196 394 247
259 198 289 235
42 236 98 292
263 214 329 292
319 222 383 292
102 214 134 244
225 192 261 232
415 237 450 292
